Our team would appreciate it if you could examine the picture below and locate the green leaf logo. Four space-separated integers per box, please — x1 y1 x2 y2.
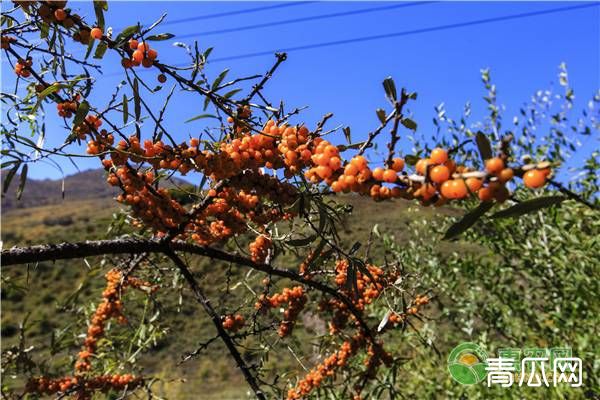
447 342 488 385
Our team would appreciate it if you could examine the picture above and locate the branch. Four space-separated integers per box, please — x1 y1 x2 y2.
165 251 266 400
1 238 377 344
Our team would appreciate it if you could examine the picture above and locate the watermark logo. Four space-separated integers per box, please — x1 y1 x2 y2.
447 342 489 385
449 344 583 388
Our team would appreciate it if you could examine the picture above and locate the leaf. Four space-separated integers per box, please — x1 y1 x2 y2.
343 126 351 143
382 76 397 102
376 108 386 124
38 84 60 99
203 96 211 111
185 114 216 123
3 162 20 194
133 78 141 121
122 94 128 124
40 22 49 39
93 41 108 59
491 196 567 219
93 1 106 30
444 201 495 239
84 38 94 60
475 131 493 162
16 164 27 200
72 101 90 128
378 310 392 332
401 117 417 131
222 88 242 99
404 155 419 166
287 235 317 247
114 25 139 45
211 69 230 91
146 33 174 41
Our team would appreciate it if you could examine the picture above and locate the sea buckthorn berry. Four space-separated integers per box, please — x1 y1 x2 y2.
137 42 149 52
54 9 66 21
478 186 494 202
440 179 467 199
523 169 547 189
465 177 483 193
90 27 103 40
129 39 139 50
430 148 448 164
142 58 153 68
350 155 368 171
415 158 429 175
382 169 397 183
485 157 504 174
429 165 450 184
132 50 144 63
391 157 405 172
372 167 384 181
147 49 158 60
498 168 514 183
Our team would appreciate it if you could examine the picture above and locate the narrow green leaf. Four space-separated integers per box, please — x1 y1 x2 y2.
222 88 242 99
376 108 386 124
382 76 397 102
84 38 94 60
93 1 106 30
40 22 49 39
491 196 567 219
401 117 417 131
185 114 216 123
343 126 351 143
211 69 230 91
287 235 317 247
16 164 28 200
133 78 141 121
203 96 211 111
475 131 493 161
122 94 128 124
444 201 495 239
93 41 108 59
405 154 419 166
146 33 174 41
114 25 139 45
3 162 20 194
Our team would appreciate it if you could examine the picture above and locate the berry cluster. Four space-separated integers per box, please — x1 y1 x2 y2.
1 35 15 49
387 294 430 326
249 235 271 264
121 40 158 69
287 334 364 400
255 286 307 337
26 374 141 399
14 58 32 78
222 314 245 332
35 2 77 29
56 97 80 118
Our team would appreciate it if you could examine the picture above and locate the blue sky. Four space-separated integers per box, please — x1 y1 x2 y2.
2 1 599 180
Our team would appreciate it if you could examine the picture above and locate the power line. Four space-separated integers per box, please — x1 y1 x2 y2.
176 2 437 39
161 1 316 26
208 3 598 63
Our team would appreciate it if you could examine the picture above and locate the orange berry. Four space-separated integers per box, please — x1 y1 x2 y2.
391 157 405 172
465 178 483 193
316 166 332 180
147 49 158 60
54 9 67 21
485 157 504 174
129 39 139 50
429 165 450 184
344 163 359 176
415 158 430 175
142 58 153 68
523 169 546 189
430 148 448 164
137 42 149 52
157 74 166 83
440 179 467 199
382 169 397 183
372 167 384 181
90 27 103 40
478 186 494 202
350 155 368 171
498 168 514 183
132 50 144 63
